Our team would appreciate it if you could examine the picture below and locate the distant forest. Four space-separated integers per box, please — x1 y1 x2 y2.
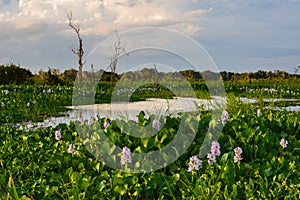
0 63 299 86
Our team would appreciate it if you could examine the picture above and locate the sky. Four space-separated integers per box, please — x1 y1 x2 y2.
0 0 299 74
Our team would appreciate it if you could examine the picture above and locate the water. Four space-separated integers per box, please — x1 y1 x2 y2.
15 97 300 131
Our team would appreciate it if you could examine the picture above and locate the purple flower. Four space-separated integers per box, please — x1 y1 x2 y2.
257 109 261 117
152 119 160 131
104 121 110 129
26 102 30 107
77 118 83 122
55 130 61 140
207 153 216 165
87 118 93 126
188 156 202 172
1 102 4 107
3 90 9 95
280 138 288 148
68 144 76 154
133 117 138 123
211 141 221 156
234 147 243 163
121 146 132 165
221 110 228 125
207 141 221 165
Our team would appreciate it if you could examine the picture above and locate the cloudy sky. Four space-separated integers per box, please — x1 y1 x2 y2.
0 0 299 73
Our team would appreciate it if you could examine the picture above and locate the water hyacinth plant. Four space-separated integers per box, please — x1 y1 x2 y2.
103 121 110 129
188 156 202 172
221 110 228 125
55 130 61 140
0 83 299 199
257 108 261 116
233 147 243 163
280 138 288 148
207 141 221 165
133 116 139 123
152 119 160 131
121 146 132 165
68 144 76 154
87 118 93 126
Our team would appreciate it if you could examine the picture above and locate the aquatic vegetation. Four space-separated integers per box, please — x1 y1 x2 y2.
0 84 299 199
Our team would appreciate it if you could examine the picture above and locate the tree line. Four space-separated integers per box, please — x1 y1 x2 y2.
0 63 299 86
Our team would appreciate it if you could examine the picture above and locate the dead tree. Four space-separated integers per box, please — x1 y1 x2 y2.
67 11 85 81
108 32 127 82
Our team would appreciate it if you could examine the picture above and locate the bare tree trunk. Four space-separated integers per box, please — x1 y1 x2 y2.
67 11 85 82
108 32 127 82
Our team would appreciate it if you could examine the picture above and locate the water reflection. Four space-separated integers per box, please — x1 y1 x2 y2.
15 97 300 131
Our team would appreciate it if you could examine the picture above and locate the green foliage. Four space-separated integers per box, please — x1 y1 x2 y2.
0 64 33 85
0 85 72 124
1 91 300 199
0 80 300 199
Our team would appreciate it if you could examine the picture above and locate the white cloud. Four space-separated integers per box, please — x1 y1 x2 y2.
1 0 299 72
0 0 210 36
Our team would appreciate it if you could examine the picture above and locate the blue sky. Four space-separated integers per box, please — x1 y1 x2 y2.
0 0 299 73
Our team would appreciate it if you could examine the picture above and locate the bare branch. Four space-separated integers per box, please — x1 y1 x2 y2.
67 10 85 81
107 31 129 82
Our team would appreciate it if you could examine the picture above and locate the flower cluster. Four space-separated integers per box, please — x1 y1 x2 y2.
221 110 228 125
257 109 261 117
207 141 221 165
188 156 202 172
133 117 139 124
152 119 160 131
121 146 132 165
104 121 110 129
55 130 61 140
234 147 243 163
280 138 288 148
42 89 53 94
68 144 76 154
87 118 93 126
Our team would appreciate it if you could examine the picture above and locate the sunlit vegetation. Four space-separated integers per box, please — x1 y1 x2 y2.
0 64 299 199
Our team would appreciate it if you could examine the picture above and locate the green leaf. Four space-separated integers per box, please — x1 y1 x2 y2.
114 185 127 196
220 153 229 163
264 167 273 177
